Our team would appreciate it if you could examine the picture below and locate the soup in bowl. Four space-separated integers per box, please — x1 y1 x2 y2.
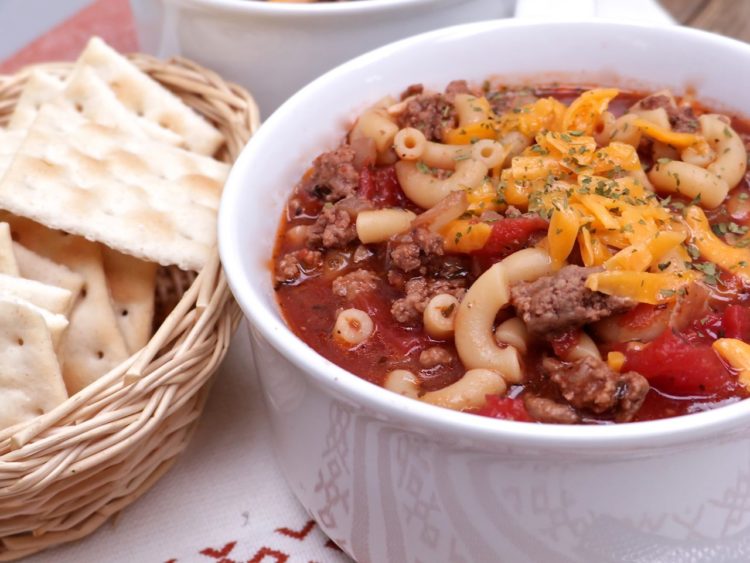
220 20 750 562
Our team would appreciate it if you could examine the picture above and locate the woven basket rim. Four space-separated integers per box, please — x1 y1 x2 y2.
0 51 259 561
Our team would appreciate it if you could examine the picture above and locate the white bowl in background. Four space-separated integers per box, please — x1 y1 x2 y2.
220 19 750 562
129 0 514 117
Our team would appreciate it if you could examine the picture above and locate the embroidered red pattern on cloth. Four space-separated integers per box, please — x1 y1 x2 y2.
164 520 344 563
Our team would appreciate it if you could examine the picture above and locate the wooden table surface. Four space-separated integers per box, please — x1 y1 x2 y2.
662 0 750 42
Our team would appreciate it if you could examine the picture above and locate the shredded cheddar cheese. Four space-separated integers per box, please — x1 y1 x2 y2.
713 339 750 390
561 88 619 135
442 220 492 253
485 90 710 302
585 270 697 305
578 227 611 267
607 351 626 372
548 205 579 268
644 231 687 268
434 87 745 305
589 143 642 174
684 205 750 281
632 117 700 148
511 155 565 182
603 244 654 272
496 97 567 138
603 232 686 272
443 120 498 145
502 172 534 207
465 180 505 213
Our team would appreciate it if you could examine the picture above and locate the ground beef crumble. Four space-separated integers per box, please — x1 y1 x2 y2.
391 277 466 324
523 395 580 424
394 80 480 142
638 93 699 133
307 206 356 249
275 249 323 283
306 197 371 249
542 356 649 422
396 93 455 142
419 346 453 368
302 145 360 202
331 269 379 301
400 83 424 100
389 227 444 274
444 79 473 97
486 86 538 115
510 265 634 337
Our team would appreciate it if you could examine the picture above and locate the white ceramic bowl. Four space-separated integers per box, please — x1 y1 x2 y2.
128 0 514 117
220 20 750 562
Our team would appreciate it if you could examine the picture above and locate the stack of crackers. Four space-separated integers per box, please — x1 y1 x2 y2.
0 37 230 432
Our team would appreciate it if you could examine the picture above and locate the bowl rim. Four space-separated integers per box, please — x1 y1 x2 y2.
219 18 750 451
164 0 448 17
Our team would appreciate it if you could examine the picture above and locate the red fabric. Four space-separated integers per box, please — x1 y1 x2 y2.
0 0 137 73
176 522 343 562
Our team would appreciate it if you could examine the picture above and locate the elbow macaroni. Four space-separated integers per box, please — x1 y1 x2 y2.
494 317 529 354
562 332 602 361
350 107 399 155
471 139 508 169
454 94 492 127
596 112 642 147
647 115 747 208
356 209 416 243
713 339 750 390
333 309 374 346
423 293 460 339
700 114 747 189
454 248 554 383
384 369 420 399
648 160 728 209
395 158 488 209
393 128 472 169
420 368 507 411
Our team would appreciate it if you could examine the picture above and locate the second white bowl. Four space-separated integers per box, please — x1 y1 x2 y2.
130 0 515 117
220 18 750 563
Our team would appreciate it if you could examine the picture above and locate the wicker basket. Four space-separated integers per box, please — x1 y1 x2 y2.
0 54 260 560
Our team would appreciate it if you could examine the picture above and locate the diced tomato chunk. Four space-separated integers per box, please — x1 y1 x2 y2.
476 396 532 422
723 305 750 342
623 328 734 396
359 165 408 208
718 271 748 296
549 328 580 358
358 166 375 198
682 313 724 346
471 216 548 259
618 303 665 331
376 324 424 357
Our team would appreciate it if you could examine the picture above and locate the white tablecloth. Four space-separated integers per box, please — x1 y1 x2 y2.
31 324 352 563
